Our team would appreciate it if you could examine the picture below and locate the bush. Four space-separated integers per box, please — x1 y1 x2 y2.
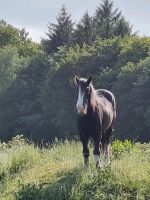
112 139 134 158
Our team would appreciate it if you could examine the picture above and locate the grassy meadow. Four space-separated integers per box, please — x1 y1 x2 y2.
0 135 150 200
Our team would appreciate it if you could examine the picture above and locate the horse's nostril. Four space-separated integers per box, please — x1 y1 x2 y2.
78 105 85 113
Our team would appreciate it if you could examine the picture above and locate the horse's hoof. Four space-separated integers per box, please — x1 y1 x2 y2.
96 161 104 169
84 164 89 171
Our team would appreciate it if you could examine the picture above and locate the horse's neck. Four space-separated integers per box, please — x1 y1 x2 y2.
88 86 98 111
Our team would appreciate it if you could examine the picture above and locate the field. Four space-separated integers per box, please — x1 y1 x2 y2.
0 135 150 200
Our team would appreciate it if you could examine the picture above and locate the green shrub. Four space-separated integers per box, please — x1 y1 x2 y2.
112 139 134 158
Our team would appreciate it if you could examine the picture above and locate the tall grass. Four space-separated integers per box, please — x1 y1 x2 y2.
0 136 149 200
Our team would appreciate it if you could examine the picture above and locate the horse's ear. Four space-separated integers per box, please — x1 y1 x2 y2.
74 75 79 85
86 76 92 85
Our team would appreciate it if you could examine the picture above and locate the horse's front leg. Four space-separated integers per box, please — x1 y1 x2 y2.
81 139 89 170
93 138 102 168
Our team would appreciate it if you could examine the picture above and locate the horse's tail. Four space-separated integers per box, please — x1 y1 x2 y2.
106 91 116 131
111 95 116 126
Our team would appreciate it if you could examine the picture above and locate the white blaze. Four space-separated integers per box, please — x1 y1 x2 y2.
77 86 85 110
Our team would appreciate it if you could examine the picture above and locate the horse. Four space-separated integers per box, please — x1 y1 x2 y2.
75 76 116 169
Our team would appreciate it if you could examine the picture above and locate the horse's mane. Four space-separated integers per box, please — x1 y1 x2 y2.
89 83 98 111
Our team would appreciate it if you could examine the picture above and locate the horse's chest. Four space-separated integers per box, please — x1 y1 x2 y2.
77 113 99 135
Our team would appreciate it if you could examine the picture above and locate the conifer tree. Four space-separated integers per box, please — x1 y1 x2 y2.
73 12 94 46
94 0 132 38
113 16 132 37
42 5 74 53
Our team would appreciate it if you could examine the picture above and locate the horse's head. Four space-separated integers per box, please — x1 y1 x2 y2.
75 76 92 115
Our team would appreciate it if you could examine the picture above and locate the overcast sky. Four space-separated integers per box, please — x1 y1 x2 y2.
0 0 150 42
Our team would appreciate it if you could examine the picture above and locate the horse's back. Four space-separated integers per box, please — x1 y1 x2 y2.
96 89 116 112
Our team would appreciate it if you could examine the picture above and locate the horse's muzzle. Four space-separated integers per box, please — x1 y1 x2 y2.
77 105 87 115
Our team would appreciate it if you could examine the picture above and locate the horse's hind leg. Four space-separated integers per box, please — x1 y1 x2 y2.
81 138 89 169
104 143 111 165
102 127 112 165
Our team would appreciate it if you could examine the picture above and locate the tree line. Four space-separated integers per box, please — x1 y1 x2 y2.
0 0 149 142
42 0 133 53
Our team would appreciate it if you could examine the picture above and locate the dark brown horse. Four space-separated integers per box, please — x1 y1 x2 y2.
75 76 116 169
